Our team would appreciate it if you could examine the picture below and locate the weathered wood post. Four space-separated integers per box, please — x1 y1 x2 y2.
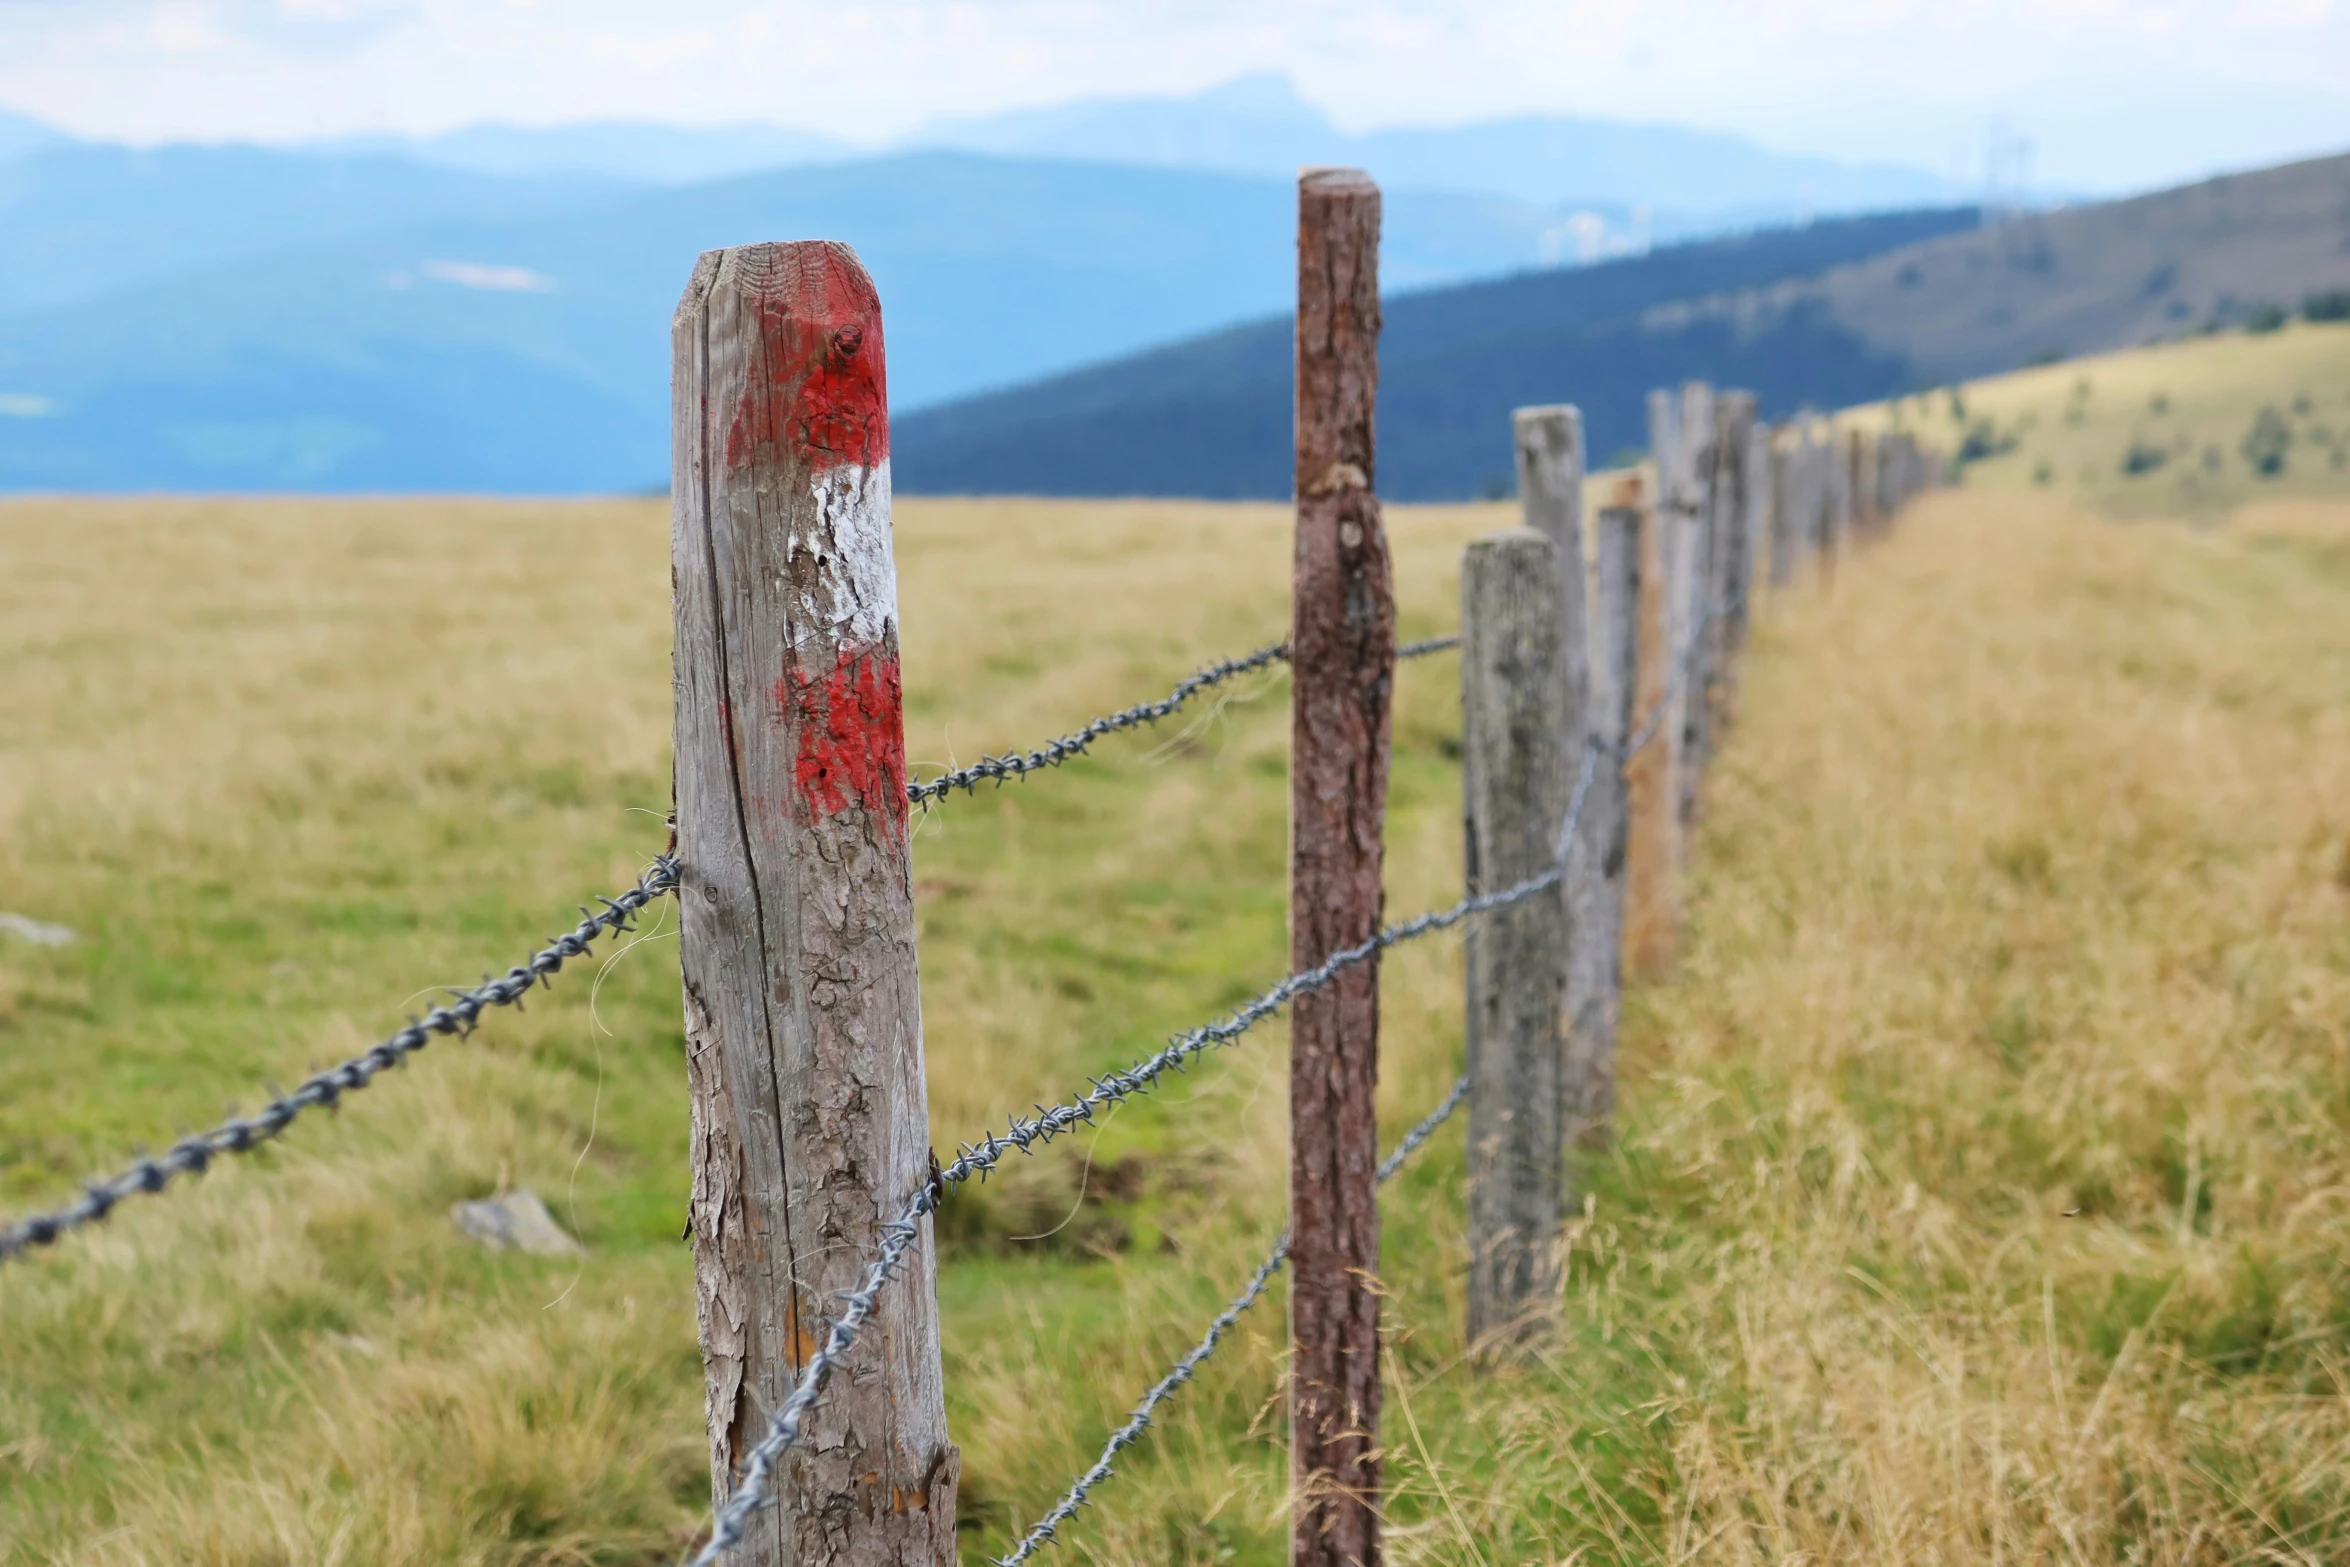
1767 423 1797 589
1624 411 1681 975
1289 166 1393 1567
1578 486 1642 1141
1706 390 1757 736
1673 382 1715 832
1461 528 1570 1352
1735 409 1769 639
1823 423 1851 584
672 241 958 1567
1511 406 1618 1157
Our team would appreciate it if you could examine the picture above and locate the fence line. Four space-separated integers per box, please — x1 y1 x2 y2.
0 856 680 1267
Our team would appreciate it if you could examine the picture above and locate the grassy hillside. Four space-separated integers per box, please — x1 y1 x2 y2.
1685 150 2350 389
3 481 2348 1563
1865 317 2350 517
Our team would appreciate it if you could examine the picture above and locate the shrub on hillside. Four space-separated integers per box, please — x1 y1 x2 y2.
2244 303 2289 334
2120 440 2168 476
1956 420 2015 466
2241 406 2292 476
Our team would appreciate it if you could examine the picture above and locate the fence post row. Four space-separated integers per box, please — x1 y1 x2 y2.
672 241 958 1566
1460 526 1571 1351
1288 165 1394 1567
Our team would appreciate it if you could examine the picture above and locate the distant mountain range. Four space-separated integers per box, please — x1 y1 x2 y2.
0 78 1993 494
0 151 1681 491
899 151 2350 501
895 208 1982 502
318 73 1969 220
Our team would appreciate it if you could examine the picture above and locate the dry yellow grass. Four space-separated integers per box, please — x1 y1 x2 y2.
2 481 2347 1564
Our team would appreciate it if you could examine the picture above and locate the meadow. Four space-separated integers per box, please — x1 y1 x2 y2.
4 341 2350 1562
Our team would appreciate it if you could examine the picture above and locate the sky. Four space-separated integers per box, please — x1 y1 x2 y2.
2 0 2348 193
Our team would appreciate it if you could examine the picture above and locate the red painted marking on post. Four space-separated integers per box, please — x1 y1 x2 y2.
726 244 890 474
779 644 907 826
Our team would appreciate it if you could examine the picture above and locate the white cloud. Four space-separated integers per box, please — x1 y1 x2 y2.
421 258 556 290
0 394 56 418
0 0 2343 191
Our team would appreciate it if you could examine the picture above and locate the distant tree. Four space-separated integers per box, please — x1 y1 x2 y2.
2303 289 2350 322
2241 406 2292 476
2120 440 2168 476
1957 420 2014 465
2148 392 2170 415
2245 303 2289 334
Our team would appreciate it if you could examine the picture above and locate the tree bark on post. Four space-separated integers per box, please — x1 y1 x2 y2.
672 241 958 1567
1461 528 1570 1353
1289 166 1393 1567
1576 489 1642 1142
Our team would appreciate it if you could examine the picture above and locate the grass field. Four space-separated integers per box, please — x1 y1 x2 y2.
5 357 2350 1561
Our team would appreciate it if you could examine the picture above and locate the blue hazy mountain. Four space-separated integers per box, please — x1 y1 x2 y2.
909 72 1966 213
0 152 1601 491
0 140 627 314
0 80 1979 493
328 120 852 185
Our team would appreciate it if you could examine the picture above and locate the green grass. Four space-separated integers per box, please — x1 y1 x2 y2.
3 450 2349 1564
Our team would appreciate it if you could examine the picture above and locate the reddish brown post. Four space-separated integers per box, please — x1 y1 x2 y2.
672 242 957 1567
1289 166 1393 1567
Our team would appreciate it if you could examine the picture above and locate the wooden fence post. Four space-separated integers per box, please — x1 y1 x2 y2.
672 241 958 1567
1461 528 1570 1352
1512 406 1619 1159
1736 410 1769 639
1673 382 1714 832
1624 405 1681 975
1290 165 1393 1567
1823 423 1850 584
1578 486 1642 1141
1707 390 1757 736
1767 424 1797 590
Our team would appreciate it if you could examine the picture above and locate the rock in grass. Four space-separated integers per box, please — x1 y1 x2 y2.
0 912 74 946
451 1189 584 1255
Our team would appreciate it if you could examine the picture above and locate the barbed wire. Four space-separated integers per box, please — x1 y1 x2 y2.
906 631 1458 808
906 641 1289 806
994 1071 1470 1567
0 856 681 1267
692 747 1599 1563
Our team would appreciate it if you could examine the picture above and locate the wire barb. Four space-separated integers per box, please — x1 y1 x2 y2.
0 855 681 1267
